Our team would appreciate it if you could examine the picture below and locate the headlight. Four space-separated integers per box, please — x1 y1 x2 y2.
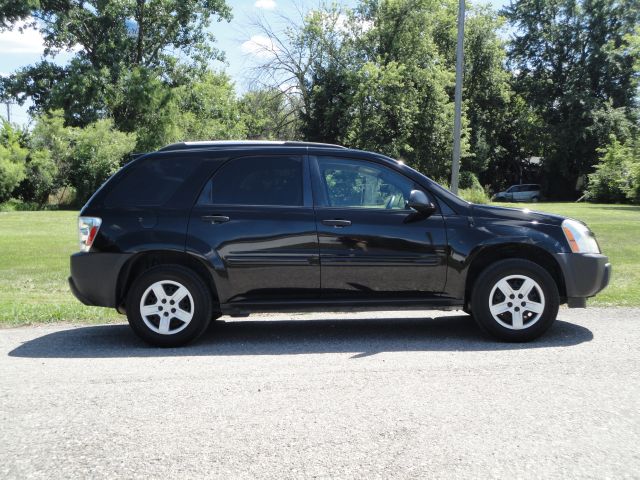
561 219 600 254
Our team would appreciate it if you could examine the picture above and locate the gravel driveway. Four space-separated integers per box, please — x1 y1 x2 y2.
1 308 639 479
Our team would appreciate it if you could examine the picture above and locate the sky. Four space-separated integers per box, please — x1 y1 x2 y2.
0 0 508 126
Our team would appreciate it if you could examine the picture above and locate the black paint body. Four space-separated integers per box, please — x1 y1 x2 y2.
69 144 610 315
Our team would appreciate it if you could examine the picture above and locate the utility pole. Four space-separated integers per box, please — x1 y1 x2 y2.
3 100 13 123
450 0 465 195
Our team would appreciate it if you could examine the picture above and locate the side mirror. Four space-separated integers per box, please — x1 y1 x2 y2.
407 190 436 216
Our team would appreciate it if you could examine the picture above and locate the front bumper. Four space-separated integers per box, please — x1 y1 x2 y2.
554 253 611 307
69 252 132 307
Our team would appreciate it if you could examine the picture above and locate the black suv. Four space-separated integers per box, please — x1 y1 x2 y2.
69 141 611 346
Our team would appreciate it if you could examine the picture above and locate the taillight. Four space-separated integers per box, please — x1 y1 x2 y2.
78 216 102 252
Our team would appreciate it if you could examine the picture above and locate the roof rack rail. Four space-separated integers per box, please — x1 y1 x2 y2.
157 140 347 152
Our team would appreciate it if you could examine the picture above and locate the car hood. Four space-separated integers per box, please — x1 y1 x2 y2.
471 204 565 226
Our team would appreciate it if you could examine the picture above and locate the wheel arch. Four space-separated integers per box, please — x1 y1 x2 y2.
115 250 219 313
464 243 566 310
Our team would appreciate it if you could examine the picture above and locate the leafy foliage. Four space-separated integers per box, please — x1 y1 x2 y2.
1 0 639 206
586 136 640 203
240 89 300 140
174 72 246 142
0 0 232 150
503 0 640 197
13 149 57 207
0 122 27 202
66 119 137 203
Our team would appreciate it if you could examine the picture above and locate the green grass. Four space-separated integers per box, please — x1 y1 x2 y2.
0 211 122 326
0 203 638 325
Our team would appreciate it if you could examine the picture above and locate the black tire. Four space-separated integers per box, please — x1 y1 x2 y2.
126 265 214 347
470 259 559 342
531 196 540 203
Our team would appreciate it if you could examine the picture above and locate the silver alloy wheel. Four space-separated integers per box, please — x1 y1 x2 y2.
488 274 545 330
139 280 194 335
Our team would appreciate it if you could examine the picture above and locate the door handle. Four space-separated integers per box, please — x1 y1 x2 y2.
201 215 230 224
322 219 352 227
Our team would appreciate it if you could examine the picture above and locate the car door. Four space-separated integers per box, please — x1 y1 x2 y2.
504 186 515 201
311 155 448 300
187 154 319 304
515 185 526 201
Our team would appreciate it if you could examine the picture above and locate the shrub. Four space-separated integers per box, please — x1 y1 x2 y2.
624 141 640 204
459 187 490 204
585 136 634 203
458 171 483 190
66 119 137 204
0 121 27 203
13 150 58 207
0 198 41 211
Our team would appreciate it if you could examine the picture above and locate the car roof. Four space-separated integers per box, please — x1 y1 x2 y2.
157 140 348 152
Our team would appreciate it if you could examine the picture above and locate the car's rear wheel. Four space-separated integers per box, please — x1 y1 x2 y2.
531 196 540 202
471 259 559 342
126 265 213 347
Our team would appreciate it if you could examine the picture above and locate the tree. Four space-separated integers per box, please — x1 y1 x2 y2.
15 110 137 205
249 1 463 179
174 71 246 142
585 135 635 202
0 0 232 149
67 119 137 203
0 121 27 202
503 0 640 197
248 3 358 143
240 89 301 140
13 150 58 207
460 9 512 177
27 110 74 196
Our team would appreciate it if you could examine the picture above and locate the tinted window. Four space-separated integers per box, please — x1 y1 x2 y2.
104 156 200 207
317 157 414 209
204 156 303 206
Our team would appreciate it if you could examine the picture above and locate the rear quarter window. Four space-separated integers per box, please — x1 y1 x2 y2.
104 156 200 207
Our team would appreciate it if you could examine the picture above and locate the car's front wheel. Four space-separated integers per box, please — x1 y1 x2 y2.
126 265 213 347
471 259 559 342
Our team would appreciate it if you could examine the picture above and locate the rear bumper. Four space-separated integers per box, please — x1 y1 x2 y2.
69 252 132 307
554 253 611 308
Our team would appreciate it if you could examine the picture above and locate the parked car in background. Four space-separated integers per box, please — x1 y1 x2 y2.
69 141 610 347
493 184 542 202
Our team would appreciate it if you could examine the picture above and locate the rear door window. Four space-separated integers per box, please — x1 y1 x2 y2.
199 155 304 207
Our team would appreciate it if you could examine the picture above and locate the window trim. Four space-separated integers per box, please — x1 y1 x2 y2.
196 154 311 208
309 155 435 212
